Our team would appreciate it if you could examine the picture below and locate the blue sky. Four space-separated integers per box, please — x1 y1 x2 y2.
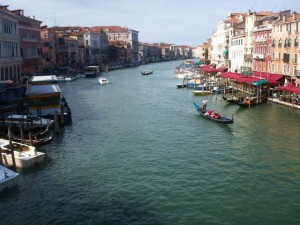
2 0 299 46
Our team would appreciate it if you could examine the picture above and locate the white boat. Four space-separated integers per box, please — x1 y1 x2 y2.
0 138 45 169
0 165 19 192
4 114 54 131
99 77 109 85
192 90 212 95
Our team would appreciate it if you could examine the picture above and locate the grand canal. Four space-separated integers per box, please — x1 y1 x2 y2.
1 61 300 225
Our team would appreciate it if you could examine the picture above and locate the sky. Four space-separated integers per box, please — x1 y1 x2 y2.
2 0 299 47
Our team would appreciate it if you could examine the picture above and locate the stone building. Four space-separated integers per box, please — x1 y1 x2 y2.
0 5 21 82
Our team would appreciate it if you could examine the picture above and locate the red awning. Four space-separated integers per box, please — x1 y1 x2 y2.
220 72 243 80
200 65 219 73
277 85 300 95
253 72 284 85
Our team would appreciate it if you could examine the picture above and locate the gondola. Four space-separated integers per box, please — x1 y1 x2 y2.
222 94 238 103
193 103 233 124
141 71 153 75
235 96 267 107
9 125 53 147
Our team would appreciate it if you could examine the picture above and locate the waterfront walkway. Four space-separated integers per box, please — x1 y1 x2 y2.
268 97 300 110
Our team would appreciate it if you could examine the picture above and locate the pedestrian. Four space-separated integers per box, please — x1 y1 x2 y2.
203 98 208 110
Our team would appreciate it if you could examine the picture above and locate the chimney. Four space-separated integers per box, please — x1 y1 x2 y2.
283 15 286 22
293 11 296 20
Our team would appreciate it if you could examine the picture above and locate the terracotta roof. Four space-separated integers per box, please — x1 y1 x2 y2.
91 26 129 33
275 13 300 24
255 11 274 16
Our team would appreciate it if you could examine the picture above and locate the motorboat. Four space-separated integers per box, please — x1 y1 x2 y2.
99 77 109 85
0 138 45 168
0 165 19 192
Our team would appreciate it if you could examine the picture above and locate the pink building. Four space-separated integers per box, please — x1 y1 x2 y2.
11 9 43 76
252 14 277 72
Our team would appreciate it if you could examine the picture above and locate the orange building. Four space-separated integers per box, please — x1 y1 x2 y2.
271 11 300 85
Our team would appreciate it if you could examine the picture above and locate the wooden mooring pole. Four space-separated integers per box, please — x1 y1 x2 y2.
54 111 59 133
8 127 17 170
60 104 65 125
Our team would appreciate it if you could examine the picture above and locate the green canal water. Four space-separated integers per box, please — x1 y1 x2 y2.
1 61 300 225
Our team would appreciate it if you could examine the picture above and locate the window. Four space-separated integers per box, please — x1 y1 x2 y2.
295 37 299 47
294 54 298 64
278 38 282 47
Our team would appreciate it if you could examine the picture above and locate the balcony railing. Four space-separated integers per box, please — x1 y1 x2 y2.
244 54 252 60
253 53 265 60
294 70 300 77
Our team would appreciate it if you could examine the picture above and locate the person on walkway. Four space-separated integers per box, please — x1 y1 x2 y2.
203 99 208 110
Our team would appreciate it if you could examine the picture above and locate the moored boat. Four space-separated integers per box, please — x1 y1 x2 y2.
192 90 211 95
193 103 233 124
4 114 54 132
235 96 267 107
223 94 239 103
0 165 19 192
0 138 45 168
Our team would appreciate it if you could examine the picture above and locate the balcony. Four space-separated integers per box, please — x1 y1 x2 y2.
294 70 300 77
253 53 265 60
255 37 266 43
244 54 252 61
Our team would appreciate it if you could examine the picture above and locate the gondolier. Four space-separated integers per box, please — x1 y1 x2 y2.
202 99 208 110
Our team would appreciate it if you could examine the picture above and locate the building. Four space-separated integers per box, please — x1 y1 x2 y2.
230 21 245 73
243 11 273 72
211 13 246 68
91 26 139 66
272 11 300 85
252 13 277 73
0 5 22 82
11 9 42 77
40 25 56 70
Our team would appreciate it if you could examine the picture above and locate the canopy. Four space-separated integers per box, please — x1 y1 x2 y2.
220 71 283 86
220 72 243 80
195 61 204 65
277 85 300 95
252 72 284 85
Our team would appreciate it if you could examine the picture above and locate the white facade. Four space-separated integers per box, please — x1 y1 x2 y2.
192 46 203 59
230 36 245 72
211 21 231 67
83 31 102 64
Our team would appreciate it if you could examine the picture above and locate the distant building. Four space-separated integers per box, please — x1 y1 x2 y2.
91 26 139 66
